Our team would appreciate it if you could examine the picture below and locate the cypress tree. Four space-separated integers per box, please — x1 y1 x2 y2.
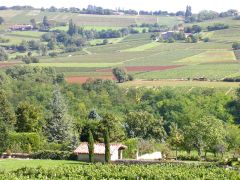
104 129 111 163
88 129 94 163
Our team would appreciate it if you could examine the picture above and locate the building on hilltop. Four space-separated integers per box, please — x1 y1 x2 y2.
74 142 127 162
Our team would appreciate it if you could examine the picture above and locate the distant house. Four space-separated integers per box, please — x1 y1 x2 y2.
9 24 33 31
74 142 127 162
160 31 192 40
160 31 176 40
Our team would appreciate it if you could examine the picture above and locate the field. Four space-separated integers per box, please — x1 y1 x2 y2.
0 159 239 179
1 10 240 87
0 10 181 27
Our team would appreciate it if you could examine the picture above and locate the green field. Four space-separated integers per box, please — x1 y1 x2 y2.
0 160 239 179
1 10 240 86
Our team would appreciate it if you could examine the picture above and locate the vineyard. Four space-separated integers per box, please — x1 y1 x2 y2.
0 163 239 179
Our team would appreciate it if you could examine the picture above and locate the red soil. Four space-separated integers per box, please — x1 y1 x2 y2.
66 76 116 84
0 62 19 68
96 65 183 72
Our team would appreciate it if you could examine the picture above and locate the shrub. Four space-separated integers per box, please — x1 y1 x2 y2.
232 42 240 50
8 132 41 153
204 37 210 42
177 155 201 161
31 150 77 160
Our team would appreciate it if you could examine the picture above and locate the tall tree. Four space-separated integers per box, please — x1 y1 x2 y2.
47 87 73 143
16 101 43 133
88 129 94 163
104 129 111 163
185 5 192 18
0 120 9 154
43 16 49 27
30 18 37 29
0 47 8 61
0 90 16 129
0 17 4 25
167 123 184 159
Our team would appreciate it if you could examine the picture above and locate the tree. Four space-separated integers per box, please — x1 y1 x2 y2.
47 87 73 143
0 90 16 130
184 116 226 157
0 47 8 61
16 101 43 133
43 16 49 27
125 111 166 141
185 5 192 18
0 17 4 25
232 42 240 50
104 129 110 163
112 67 127 83
0 120 9 153
39 44 48 56
30 18 37 29
88 129 94 162
100 112 125 142
167 123 184 159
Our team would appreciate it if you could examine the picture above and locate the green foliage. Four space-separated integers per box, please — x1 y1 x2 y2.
125 111 166 140
0 47 8 61
0 16 4 24
0 90 16 129
16 101 44 133
8 132 41 153
112 67 128 83
123 138 138 159
104 129 110 163
46 87 73 143
31 150 77 160
0 121 9 153
88 129 94 163
0 163 239 179
232 42 240 50
207 23 229 31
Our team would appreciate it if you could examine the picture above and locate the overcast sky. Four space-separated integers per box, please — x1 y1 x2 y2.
1 0 239 13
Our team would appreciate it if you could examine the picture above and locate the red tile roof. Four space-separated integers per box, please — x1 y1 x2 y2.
74 142 127 155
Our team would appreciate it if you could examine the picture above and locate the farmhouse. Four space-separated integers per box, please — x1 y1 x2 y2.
74 142 127 162
9 24 33 31
160 31 192 40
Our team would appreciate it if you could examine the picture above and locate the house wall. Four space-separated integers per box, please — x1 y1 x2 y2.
77 151 121 162
78 154 106 162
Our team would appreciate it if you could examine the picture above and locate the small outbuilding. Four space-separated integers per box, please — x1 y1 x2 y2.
74 142 127 162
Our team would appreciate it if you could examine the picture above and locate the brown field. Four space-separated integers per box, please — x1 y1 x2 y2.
96 65 183 72
66 76 116 84
0 61 19 68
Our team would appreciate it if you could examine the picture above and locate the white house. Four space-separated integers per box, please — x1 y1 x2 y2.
74 142 127 162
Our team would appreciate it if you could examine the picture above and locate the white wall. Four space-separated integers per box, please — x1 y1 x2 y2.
77 151 121 162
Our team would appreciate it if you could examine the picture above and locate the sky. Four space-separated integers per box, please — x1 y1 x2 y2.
1 0 240 13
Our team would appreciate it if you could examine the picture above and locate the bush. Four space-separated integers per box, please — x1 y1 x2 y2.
8 132 41 153
31 150 77 160
177 155 201 161
232 42 240 50
207 23 229 31
204 37 210 42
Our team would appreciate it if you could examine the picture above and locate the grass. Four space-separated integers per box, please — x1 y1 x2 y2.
121 79 240 89
176 50 236 64
122 41 160 52
0 159 85 172
136 63 240 80
30 63 121 68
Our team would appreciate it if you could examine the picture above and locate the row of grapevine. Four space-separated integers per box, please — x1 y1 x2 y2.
0 163 239 179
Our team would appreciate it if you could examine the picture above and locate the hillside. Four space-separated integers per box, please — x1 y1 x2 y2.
0 10 240 88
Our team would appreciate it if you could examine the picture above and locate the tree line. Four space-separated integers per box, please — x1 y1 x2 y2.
0 66 239 160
